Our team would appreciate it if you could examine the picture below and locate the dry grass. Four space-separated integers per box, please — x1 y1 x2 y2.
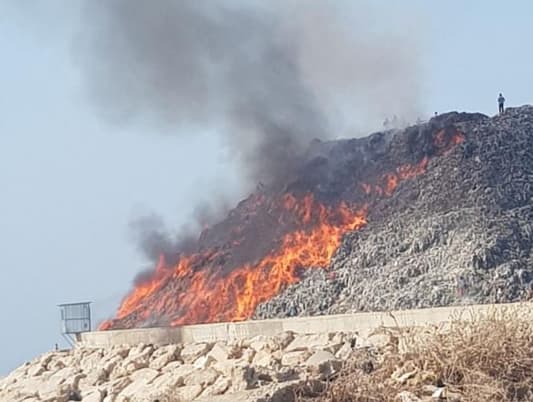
303 306 533 401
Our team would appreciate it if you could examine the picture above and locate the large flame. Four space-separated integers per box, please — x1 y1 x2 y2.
100 128 465 330
101 195 367 329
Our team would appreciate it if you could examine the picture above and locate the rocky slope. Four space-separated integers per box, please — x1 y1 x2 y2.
256 106 533 319
4 307 530 402
0 329 379 402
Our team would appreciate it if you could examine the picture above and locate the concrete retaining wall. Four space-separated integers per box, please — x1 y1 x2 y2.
80 301 532 348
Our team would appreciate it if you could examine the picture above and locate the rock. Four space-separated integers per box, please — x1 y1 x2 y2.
163 363 195 386
115 368 162 402
47 357 67 371
207 342 232 363
176 384 203 401
149 344 180 370
81 388 106 402
126 347 152 368
129 367 160 384
304 350 342 378
432 387 445 398
105 377 132 399
79 349 105 373
27 364 46 377
39 353 55 367
281 350 311 366
108 346 130 359
285 334 330 352
397 391 423 402
231 366 258 391
81 367 108 387
240 348 256 364
249 336 270 353
18 397 41 402
357 333 390 349
162 360 184 372
35 366 85 402
39 381 82 402
421 384 438 395
150 370 186 391
110 347 153 379
212 360 237 378
274 367 301 383
252 350 276 368
276 332 295 350
184 368 220 387
0 378 40 401
100 356 122 377
151 343 180 359
263 379 325 402
330 332 346 345
193 354 216 370
182 343 211 364
200 375 231 396
335 342 353 360
128 343 152 357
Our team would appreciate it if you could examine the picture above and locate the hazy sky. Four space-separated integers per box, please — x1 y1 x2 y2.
1 1 532 375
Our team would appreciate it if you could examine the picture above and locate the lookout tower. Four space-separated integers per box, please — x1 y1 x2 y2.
58 301 92 345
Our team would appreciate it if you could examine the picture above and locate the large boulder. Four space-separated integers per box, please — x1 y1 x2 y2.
284 334 331 352
149 344 180 370
281 350 311 366
181 343 211 364
304 350 342 378
184 368 220 388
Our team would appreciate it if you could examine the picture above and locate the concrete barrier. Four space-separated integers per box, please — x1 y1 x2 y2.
79 301 533 348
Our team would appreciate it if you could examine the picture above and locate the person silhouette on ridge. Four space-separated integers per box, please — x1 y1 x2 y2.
498 93 505 115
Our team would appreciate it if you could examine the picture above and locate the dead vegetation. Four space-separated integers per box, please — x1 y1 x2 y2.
301 306 533 401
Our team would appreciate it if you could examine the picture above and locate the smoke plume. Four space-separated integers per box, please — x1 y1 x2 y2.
76 0 424 261
77 0 423 186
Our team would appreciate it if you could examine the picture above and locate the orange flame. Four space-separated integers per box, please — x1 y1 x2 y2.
102 195 367 328
433 128 465 155
361 157 429 197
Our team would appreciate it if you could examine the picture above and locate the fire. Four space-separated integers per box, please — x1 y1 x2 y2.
361 157 429 197
176 199 367 325
101 195 368 329
433 128 465 155
100 128 465 330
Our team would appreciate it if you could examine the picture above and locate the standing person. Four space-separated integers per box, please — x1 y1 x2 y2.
498 93 505 114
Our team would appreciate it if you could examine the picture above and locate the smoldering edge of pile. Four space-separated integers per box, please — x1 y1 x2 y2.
256 105 533 319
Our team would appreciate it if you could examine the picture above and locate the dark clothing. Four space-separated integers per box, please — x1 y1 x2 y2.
498 94 505 114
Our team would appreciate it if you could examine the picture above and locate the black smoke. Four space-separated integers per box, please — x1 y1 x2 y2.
76 0 423 262
77 0 328 187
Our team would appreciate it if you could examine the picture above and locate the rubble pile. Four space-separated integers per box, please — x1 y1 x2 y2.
0 330 372 402
103 106 533 328
256 106 533 318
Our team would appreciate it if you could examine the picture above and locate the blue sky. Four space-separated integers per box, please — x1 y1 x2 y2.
1 1 532 374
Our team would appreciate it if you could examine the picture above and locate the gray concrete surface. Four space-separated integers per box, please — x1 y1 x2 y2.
80 301 532 347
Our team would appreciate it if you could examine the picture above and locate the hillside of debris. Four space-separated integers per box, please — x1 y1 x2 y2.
256 106 533 319
105 104 501 330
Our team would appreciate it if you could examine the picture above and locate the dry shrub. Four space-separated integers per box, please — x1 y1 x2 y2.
306 305 533 402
